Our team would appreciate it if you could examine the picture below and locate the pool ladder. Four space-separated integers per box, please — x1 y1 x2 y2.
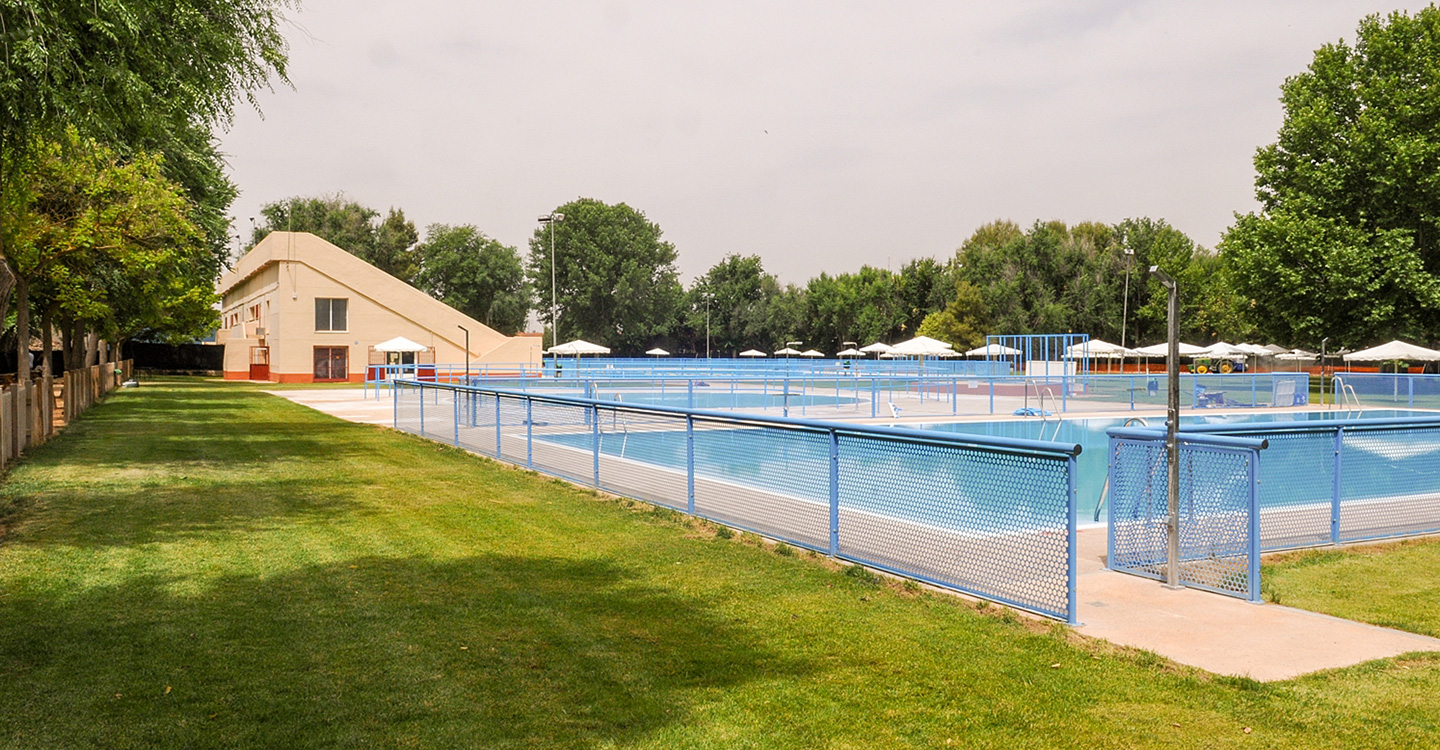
1331 376 1362 411
1092 417 1150 523
1025 383 1063 441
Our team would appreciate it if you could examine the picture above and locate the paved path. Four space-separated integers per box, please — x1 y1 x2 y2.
269 386 1440 681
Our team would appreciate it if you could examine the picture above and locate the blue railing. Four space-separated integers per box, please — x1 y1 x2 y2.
392 378 1082 623
1105 428 1265 601
1106 415 1440 599
1334 372 1440 409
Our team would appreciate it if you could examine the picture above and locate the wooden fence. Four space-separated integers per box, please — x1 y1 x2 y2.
0 360 132 470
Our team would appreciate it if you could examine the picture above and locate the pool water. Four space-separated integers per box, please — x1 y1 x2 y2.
917 409 1436 521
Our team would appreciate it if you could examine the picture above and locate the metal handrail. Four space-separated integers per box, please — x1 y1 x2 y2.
1093 417 1150 522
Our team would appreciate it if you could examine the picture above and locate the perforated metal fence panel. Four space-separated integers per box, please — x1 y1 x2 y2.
1107 435 1260 601
390 380 1080 623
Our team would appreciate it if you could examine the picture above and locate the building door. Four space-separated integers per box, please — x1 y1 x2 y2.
249 346 270 380
313 346 349 381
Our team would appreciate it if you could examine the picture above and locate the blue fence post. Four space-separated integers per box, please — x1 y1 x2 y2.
688 379 694 409
952 376 958 415
686 415 696 514
525 397 533 468
1129 375 1135 411
592 404 601 488
419 383 425 435
989 378 994 414
1252 374 1257 407
1331 426 1344 545
1410 377 1415 408
784 377 790 418
828 429 840 558
1061 374 1068 413
453 387 460 447
1248 447 1262 603
1105 437 1116 565
495 393 502 455
870 378 877 418
1067 453 1079 625
393 382 399 428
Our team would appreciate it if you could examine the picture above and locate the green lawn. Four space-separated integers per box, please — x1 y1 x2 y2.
2 379 1439 749
1263 538 1440 638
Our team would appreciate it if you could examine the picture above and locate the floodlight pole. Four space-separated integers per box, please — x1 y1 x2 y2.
1320 337 1330 407
457 325 470 383
538 212 565 349
1150 266 1181 589
1120 248 1135 350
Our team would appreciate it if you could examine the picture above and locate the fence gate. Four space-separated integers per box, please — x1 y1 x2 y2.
1106 431 1263 601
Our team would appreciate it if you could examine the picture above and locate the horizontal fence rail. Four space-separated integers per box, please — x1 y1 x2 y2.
1335 372 1440 410
369 368 1312 422
392 379 1082 623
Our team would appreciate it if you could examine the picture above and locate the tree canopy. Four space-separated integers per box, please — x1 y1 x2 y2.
1221 6 1440 348
413 224 530 335
526 198 682 352
252 196 420 283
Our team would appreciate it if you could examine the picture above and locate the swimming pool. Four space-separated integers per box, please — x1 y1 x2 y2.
917 409 1439 521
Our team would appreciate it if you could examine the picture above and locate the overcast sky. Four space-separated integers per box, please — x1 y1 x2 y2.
219 1 1418 287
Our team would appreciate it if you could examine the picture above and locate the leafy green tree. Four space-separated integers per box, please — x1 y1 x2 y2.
687 254 775 356
0 0 291 372
252 196 421 283
896 257 954 335
526 198 682 353
1221 6 1440 347
1223 212 1431 346
10 130 208 368
414 224 530 335
916 280 989 350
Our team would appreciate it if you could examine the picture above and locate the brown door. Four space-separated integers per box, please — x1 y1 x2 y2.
313 346 349 381
249 346 270 380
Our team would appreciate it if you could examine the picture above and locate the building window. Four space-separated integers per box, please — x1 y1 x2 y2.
315 298 348 332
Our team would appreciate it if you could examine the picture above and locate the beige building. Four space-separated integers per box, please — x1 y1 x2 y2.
217 231 541 382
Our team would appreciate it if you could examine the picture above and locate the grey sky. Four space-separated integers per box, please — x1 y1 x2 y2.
220 1 1417 289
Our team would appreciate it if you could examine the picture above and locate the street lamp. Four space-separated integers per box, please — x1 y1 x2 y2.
1320 337 1330 406
1120 247 1135 350
538 212 565 349
1150 265 1180 590
457 325 470 383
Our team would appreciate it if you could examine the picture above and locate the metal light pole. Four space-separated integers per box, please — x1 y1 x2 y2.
1320 337 1330 407
1150 265 1181 589
457 325 470 383
538 213 565 349
1120 248 1135 350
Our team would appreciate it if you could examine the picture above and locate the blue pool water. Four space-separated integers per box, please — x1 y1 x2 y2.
596 391 859 410
538 408 1436 526
918 409 1436 520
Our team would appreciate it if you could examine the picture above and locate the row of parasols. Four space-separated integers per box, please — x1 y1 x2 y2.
546 336 1440 362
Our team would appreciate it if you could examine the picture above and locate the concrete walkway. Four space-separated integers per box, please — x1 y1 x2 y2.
269 386 1440 681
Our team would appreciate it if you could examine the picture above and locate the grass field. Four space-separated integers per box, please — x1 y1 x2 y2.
2 379 1439 749
1263 538 1440 638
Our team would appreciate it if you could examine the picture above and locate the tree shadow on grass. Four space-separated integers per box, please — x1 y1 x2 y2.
0 553 805 748
31 383 383 473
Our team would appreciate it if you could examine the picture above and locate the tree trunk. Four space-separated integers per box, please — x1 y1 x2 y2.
40 307 52 380
15 275 28 381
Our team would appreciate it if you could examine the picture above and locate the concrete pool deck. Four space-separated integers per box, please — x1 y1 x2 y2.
270 386 1440 682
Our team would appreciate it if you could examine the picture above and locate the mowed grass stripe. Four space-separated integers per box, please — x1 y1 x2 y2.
0 378 1434 749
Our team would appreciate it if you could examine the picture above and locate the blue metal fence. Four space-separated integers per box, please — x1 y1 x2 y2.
1334 372 1440 410
1106 415 1440 598
393 379 1082 623
1105 429 1264 601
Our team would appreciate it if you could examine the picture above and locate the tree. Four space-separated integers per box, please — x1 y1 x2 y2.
0 0 291 371
687 254 774 356
9 129 209 370
525 198 682 353
1222 6 1440 346
916 280 988 350
414 224 530 335
252 196 420 283
896 257 954 335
